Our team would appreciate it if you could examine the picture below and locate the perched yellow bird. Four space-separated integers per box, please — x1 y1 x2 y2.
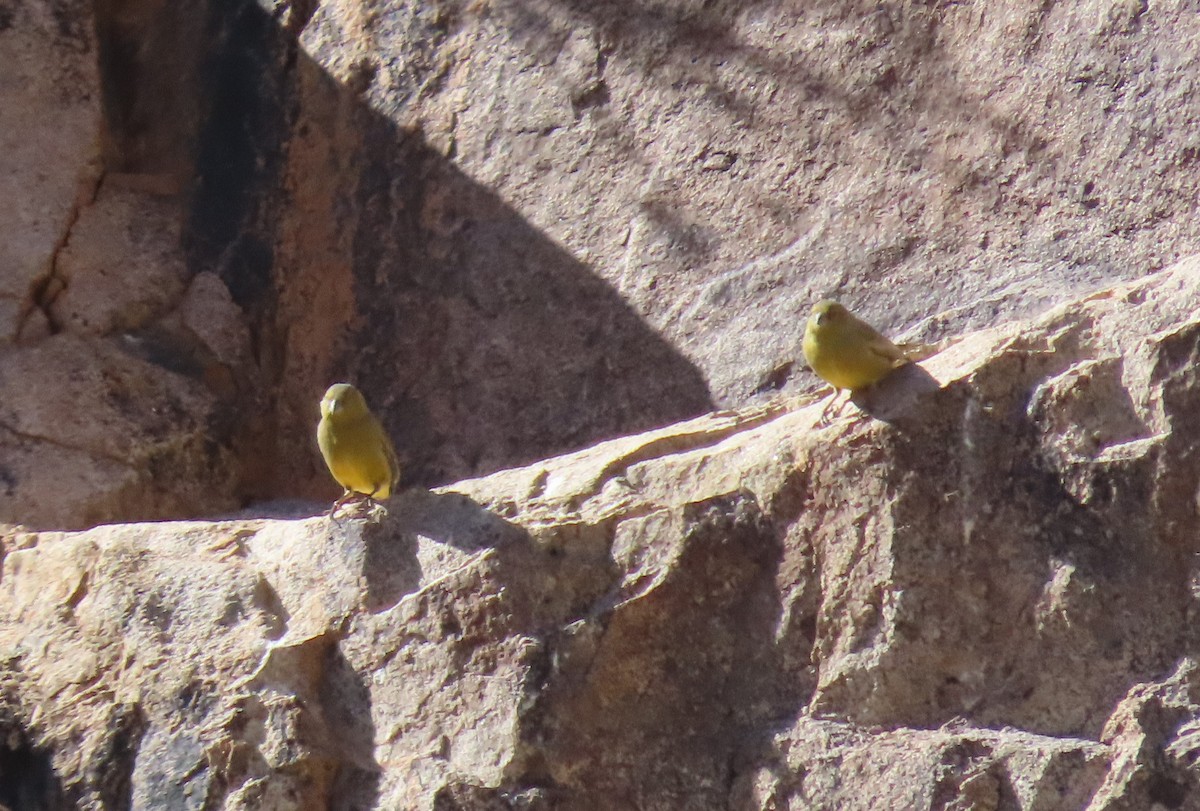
317 383 400 513
802 300 909 419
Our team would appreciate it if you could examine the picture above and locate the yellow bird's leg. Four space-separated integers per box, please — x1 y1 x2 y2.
834 389 853 417
818 386 846 425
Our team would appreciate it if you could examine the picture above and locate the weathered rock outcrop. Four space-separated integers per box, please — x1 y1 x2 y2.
4 259 1200 809
0 0 246 529
7 0 1200 528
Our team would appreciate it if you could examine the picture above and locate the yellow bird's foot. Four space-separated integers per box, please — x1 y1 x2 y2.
327 491 366 519
364 497 389 522
327 492 390 523
816 389 849 427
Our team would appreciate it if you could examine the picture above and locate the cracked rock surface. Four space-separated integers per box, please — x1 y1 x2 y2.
9 0 1200 524
4 259 1200 808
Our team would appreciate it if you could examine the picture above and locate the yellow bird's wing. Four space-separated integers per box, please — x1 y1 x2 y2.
846 314 909 367
866 334 909 368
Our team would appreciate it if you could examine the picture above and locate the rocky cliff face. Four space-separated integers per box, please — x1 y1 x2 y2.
6 0 1200 527
4 259 1200 809
5 1 1200 805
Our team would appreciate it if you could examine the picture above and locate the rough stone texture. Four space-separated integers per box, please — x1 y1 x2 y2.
5 259 1200 808
0 333 240 530
0 0 102 343
249 0 1200 493
0 0 252 529
9 0 1200 522
7 0 1200 801
50 185 189 336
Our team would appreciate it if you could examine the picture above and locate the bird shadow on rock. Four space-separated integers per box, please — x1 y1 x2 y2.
217 496 425 614
850 361 942 424
349 513 422 615
246 489 528 619
376 488 618 631
386 488 528 554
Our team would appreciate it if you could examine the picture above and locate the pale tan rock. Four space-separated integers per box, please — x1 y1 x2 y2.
178 272 252 370
248 0 1200 495
50 184 188 335
0 0 102 344
3 260 1200 808
0 333 240 529
730 721 1109 811
15 0 1200 506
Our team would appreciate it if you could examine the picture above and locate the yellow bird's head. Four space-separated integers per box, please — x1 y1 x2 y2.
807 299 849 332
321 383 370 421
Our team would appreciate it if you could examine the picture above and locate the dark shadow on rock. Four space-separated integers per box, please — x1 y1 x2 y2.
87 703 146 811
218 498 330 520
929 739 1023 811
851 361 942 424
386 489 528 553
873 369 1187 738
162 0 714 503
431 783 557 811
345 115 715 485
239 634 381 808
0 707 70 811
356 517 422 614
515 489 792 809
323 642 381 811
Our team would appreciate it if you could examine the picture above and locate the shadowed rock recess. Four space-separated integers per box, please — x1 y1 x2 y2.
4 260 1200 808
9 0 1200 527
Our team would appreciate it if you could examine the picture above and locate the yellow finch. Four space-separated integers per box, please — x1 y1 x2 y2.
317 383 400 512
802 300 909 419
